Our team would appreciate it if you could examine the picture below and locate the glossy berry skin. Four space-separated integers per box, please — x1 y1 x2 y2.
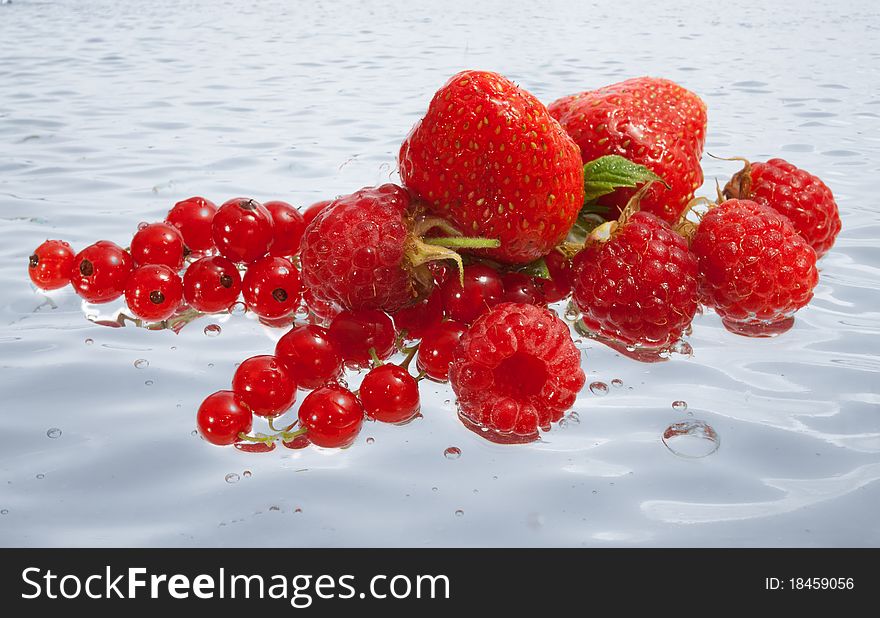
360 364 421 424
501 272 542 305
303 288 343 324
183 256 242 313
231 355 297 418
691 199 818 330
449 303 585 441
28 240 75 290
298 385 364 448
723 158 840 258
274 325 343 390
536 250 573 303
212 197 274 263
416 320 467 381
197 390 253 446
572 211 698 349
439 263 504 324
165 196 217 253
300 184 416 312
302 200 331 227
399 70 585 264
549 77 707 222
70 241 133 303
130 222 185 270
391 291 444 340
265 200 305 257
242 256 301 319
327 309 396 368
124 264 184 321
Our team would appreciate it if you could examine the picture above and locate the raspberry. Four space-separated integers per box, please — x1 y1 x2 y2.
28 240 75 290
572 211 698 349
690 199 818 336
723 158 840 258
449 303 585 442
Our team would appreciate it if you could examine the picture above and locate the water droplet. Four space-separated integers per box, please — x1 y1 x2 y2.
134 358 149 369
662 420 720 459
0 509 8 515
366 437 375 445
672 340 693 356
269 505 280 512
207 363 214 368
144 380 153 386
242 470 252 478
46 428 61 439
672 400 688 412
137 221 149 230
472 489 479 494
204 324 221 337
454 509 464 517
84 338 94 345
294 305 310 320
611 378 623 388
568 411 580 425
564 305 580 321
443 399 451 406
444 446 461 460
191 429 198 436
492 475 498 480
294 507 303 514
335 377 349 389
225 473 240 484
229 302 247 316
431 486 438 492
36 473 45 480
589 381 609 396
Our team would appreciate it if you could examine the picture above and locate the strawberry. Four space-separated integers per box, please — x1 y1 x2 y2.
549 77 707 222
723 158 840 258
399 70 584 265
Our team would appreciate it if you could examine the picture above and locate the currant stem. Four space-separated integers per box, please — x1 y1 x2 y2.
399 344 419 372
368 347 383 368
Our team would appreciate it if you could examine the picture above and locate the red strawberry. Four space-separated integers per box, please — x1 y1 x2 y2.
688 199 818 336
723 158 840 258
549 77 707 222
572 210 698 349
449 302 585 443
399 70 584 264
299 184 497 312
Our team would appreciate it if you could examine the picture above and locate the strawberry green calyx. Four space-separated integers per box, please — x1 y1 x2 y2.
404 216 500 287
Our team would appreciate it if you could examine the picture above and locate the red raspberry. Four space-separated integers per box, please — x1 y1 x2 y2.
124 264 184 321
723 158 840 257
572 211 698 349
242 256 302 319
130 222 185 270
449 303 585 442
212 197 274 263
690 199 818 335
28 240 75 290
265 200 305 257
165 196 217 253
70 241 133 303
183 256 242 313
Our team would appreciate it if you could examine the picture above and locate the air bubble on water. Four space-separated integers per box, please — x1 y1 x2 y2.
672 340 693 356
443 400 451 406
564 306 580 321
0 510 8 515
269 505 280 512
294 507 303 514
137 221 149 230
672 400 688 412
611 379 623 388
454 509 464 517
242 470 252 478
134 358 149 369
662 420 720 459
207 363 214 368
36 474 45 480
191 430 198 436
46 428 61 439
145 380 153 386
225 473 240 484
568 411 580 425
444 446 461 460
589 381 609 396
229 302 247 316
431 486 438 492
366 437 375 445
84 338 94 345
204 324 221 337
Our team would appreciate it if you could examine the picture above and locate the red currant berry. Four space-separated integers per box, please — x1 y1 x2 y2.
70 241 133 303
124 264 184 321
501 271 542 305
165 196 217 253
231 355 297 418
298 384 364 448
392 291 444 340
183 256 242 313
328 309 395 368
536 250 573 303
302 200 331 227
439 263 503 324
274 325 343 390
282 434 311 450
212 197 274 263
130 222 185 270
265 200 305 257
242 256 301 319
360 364 420 424
197 390 253 446
417 320 467 381
28 240 75 290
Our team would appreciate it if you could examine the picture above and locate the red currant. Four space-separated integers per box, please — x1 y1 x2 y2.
242 256 301 319
298 384 364 448
130 222 185 270
183 256 241 313
392 291 444 340
28 240 75 290
439 263 503 324
70 241 133 303
165 196 217 253
360 364 420 424
265 200 305 257
231 355 297 418
501 271 542 305
328 309 395 368
197 390 253 446
536 250 573 303
417 320 466 381
302 200 331 227
124 264 184 321
274 325 343 390
212 197 274 263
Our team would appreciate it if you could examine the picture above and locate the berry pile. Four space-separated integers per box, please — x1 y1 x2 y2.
27 70 841 449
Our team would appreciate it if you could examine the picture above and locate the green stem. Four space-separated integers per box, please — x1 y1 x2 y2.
368 347 383 368
423 236 500 249
399 344 419 372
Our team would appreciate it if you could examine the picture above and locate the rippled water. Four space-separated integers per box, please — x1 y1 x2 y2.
1 0 879 547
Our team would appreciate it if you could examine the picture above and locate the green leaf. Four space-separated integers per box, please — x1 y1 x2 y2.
518 257 551 280
582 155 667 203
